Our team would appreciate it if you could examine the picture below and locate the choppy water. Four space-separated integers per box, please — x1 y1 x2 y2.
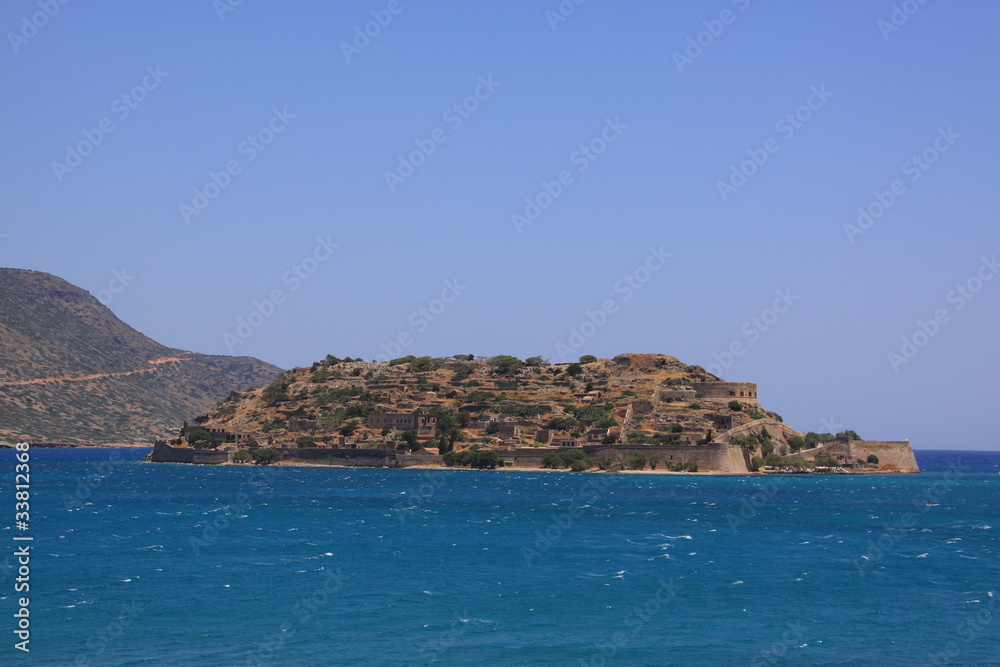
1 448 998 665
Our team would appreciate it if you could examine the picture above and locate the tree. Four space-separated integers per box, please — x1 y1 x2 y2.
254 448 281 465
787 435 806 452
728 400 742 411
487 355 524 375
399 429 420 452
339 419 360 436
296 435 317 448
648 454 662 470
187 428 214 448
624 453 647 470
750 455 764 472
485 421 500 435
525 356 546 367
867 454 879 464
579 355 598 364
566 363 583 377
838 430 862 441
233 451 251 463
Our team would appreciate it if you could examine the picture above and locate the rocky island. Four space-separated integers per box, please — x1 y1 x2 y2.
149 353 919 474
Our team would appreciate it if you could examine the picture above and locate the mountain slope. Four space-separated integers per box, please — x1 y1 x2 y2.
0 268 282 444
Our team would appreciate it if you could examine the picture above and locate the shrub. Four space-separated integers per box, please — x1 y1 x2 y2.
670 425 684 433
339 419 360 436
545 417 577 431
566 363 583 377
728 400 742 411
750 455 764 472
867 454 879 464
579 355 598 364
814 456 840 467
296 435 317 448
485 422 500 434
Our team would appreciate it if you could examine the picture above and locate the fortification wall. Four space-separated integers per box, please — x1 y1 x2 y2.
799 440 920 472
149 441 231 464
283 447 397 467
504 444 747 472
660 389 696 401
716 418 800 444
850 440 920 472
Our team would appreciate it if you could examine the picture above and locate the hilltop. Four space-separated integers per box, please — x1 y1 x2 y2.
0 268 281 445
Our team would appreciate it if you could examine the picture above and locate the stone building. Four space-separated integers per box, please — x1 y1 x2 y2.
366 410 437 434
693 381 759 405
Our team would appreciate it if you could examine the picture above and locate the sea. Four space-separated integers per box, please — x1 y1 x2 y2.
1 448 998 666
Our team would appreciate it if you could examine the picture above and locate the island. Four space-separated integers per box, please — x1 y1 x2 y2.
148 353 919 474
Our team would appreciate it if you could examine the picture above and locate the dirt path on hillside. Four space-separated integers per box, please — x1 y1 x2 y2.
0 357 193 387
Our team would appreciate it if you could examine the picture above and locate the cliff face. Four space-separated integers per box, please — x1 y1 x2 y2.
0 268 282 444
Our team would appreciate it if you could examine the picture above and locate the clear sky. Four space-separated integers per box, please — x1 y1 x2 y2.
2 1 998 449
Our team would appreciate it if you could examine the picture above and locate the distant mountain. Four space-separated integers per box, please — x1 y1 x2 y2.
0 268 282 445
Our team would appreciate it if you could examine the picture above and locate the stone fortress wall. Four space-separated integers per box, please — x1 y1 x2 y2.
693 381 759 405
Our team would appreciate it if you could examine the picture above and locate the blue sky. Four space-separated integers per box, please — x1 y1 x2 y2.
2 1 998 449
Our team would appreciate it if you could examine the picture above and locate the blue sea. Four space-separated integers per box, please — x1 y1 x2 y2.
1 449 998 666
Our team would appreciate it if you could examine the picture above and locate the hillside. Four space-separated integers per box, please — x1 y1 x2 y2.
0 268 281 445
186 353 784 451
